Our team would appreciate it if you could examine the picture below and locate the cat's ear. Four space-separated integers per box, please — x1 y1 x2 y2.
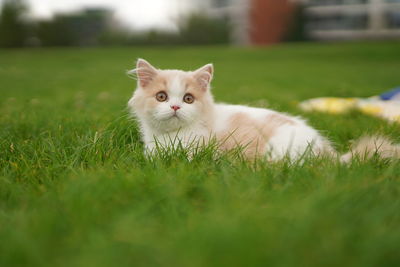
134 58 158 88
193 63 213 91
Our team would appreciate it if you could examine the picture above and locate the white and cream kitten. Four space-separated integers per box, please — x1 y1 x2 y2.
128 59 399 161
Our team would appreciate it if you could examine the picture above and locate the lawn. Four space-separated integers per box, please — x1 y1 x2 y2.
1 42 400 267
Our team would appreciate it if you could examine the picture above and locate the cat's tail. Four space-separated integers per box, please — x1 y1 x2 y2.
340 135 400 162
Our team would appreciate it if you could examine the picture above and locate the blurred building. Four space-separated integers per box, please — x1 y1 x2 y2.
191 0 400 45
304 0 400 40
194 0 299 45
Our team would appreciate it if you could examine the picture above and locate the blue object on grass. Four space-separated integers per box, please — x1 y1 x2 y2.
380 87 400 100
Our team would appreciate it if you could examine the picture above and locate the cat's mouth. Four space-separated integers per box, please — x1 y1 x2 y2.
171 113 181 120
159 112 181 121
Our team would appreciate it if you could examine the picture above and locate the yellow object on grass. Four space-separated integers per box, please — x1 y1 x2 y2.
299 97 358 114
299 97 400 123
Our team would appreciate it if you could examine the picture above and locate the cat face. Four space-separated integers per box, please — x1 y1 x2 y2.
129 59 214 132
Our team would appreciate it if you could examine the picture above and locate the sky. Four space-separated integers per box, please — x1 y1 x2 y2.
5 0 197 31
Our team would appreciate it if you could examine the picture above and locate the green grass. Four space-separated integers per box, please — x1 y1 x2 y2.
1 42 400 267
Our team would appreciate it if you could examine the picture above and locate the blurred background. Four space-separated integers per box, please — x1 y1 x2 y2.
1 0 399 48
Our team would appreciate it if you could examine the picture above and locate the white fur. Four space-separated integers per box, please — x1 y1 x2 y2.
212 103 331 160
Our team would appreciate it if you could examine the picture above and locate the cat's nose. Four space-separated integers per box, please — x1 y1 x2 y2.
171 105 180 111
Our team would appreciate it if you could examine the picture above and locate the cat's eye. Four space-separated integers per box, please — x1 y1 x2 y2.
183 93 194 104
156 91 168 102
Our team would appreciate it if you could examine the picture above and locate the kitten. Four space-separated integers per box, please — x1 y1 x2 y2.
128 59 399 161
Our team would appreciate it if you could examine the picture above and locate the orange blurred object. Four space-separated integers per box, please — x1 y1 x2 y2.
249 0 296 45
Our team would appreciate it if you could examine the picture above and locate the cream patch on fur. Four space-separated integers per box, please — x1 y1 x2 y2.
341 135 400 162
217 112 295 158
